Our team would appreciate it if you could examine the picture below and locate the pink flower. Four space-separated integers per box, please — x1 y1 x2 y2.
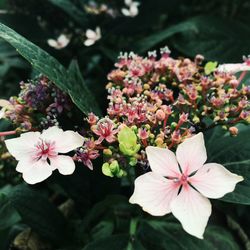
5 126 84 184
129 133 243 238
92 118 118 144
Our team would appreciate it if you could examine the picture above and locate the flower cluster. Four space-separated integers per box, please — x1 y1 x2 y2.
1 76 72 131
78 48 249 175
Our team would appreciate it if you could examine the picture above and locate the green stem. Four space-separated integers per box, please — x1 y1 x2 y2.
126 218 139 250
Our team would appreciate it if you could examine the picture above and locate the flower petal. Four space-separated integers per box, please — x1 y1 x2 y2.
189 163 244 199
84 39 95 46
22 160 53 184
50 155 75 175
176 133 207 175
129 172 179 216
5 132 40 161
170 186 211 239
86 29 97 39
146 146 179 177
41 126 84 153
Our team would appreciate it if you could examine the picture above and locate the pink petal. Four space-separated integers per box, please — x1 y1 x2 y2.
176 133 207 175
50 155 76 175
22 160 53 184
170 186 211 239
5 132 40 161
129 172 179 216
189 163 244 199
146 146 179 177
41 126 84 153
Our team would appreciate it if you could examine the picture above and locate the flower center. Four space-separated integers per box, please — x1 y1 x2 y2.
34 139 56 161
172 174 189 185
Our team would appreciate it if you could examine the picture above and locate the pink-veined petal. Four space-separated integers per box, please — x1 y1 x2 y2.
146 146 179 177
176 133 207 175
41 126 84 153
129 172 179 216
50 155 75 175
170 186 211 239
5 132 40 161
189 163 244 199
22 160 53 184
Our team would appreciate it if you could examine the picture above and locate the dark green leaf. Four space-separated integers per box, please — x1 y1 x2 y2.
48 0 87 26
172 15 250 62
67 60 101 116
7 184 68 245
0 194 21 230
83 234 130 250
206 125 250 204
134 21 197 53
139 220 240 250
0 22 100 115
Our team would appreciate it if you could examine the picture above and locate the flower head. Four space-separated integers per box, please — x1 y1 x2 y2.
47 34 70 49
121 0 140 17
5 126 84 184
129 133 243 238
84 27 101 46
92 118 118 144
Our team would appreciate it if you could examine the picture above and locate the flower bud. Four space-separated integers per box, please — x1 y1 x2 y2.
156 109 165 121
229 127 238 136
103 148 112 156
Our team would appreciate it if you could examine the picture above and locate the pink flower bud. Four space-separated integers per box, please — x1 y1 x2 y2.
156 109 166 121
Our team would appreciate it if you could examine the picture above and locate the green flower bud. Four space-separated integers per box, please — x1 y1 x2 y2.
129 157 137 166
118 126 140 156
204 61 218 75
102 163 114 177
109 160 119 172
103 148 112 156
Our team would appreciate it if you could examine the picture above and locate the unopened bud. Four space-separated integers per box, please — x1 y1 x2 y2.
229 127 238 136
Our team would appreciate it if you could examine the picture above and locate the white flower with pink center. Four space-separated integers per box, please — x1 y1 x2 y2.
5 126 84 184
129 133 243 239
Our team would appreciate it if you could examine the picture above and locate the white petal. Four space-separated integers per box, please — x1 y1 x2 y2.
84 39 95 46
217 63 250 74
121 8 131 16
5 132 40 161
125 0 132 6
95 27 101 39
170 186 211 239
0 108 5 119
129 5 139 16
0 99 10 107
86 29 97 39
129 172 179 216
58 34 70 47
190 163 244 199
50 155 75 175
146 146 179 177
41 126 84 153
16 159 33 173
176 133 207 175
47 39 58 48
22 160 53 184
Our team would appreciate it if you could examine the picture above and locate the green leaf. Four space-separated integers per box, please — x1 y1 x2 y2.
48 0 87 26
204 61 218 75
7 184 69 245
206 125 250 204
139 220 240 250
0 22 101 115
83 234 130 250
172 15 250 62
0 194 21 230
90 220 114 240
67 60 101 116
134 21 197 53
